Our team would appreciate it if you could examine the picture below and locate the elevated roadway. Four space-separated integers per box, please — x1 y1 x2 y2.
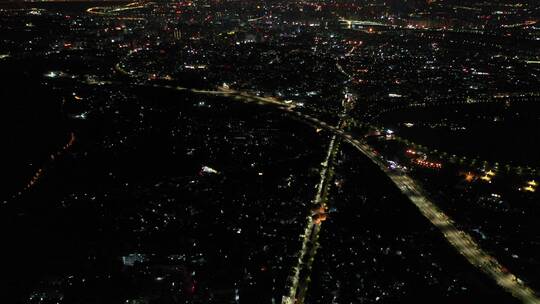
82 77 540 304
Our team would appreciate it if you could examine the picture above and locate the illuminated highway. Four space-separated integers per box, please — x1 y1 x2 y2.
283 107 345 304
284 108 540 304
81 76 540 303
3 0 538 300
199 87 540 304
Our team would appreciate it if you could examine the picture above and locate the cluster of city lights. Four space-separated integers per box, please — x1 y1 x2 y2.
520 180 537 193
480 170 497 183
413 158 442 169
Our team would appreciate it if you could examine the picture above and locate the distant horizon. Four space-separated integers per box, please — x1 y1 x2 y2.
1 0 539 303
0 0 132 3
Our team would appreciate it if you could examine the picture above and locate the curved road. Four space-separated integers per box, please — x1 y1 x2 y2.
182 84 540 304
82 77 540 304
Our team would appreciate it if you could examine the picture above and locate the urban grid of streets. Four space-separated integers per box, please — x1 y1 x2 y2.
82 76 540 304
140 84 540 304
76 3 540 301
